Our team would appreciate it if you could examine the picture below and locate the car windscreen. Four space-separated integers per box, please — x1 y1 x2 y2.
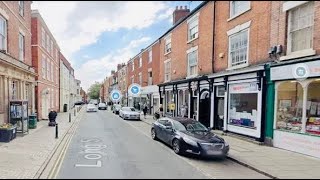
122 107 135 111
180 121 208 132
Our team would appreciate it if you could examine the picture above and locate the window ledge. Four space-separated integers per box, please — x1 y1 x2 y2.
279 49 316 61
164 51 172 56
226 63 249 71
187 37 198 44
186 74 198 79
227 8 251 22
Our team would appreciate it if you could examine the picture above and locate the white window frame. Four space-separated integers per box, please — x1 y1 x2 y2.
46 34 50 51
51 40 53 56
18 1 24 17
286 1 315 57
187 13 199 43
47 58 50 80
19 32 24 61
164 59 171 82
42 55 46 79
139 56 142 68
164 34 172 55
0 15 7 52
132 61 134 72
229 1 251 20
131 75 134 84
187 46 198 78
139 72 142 85
41 28 45 48
148 50 152 63
227 21 251 70
51 61 54 82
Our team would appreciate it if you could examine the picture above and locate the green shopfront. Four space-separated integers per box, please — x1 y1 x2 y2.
270 57 320 158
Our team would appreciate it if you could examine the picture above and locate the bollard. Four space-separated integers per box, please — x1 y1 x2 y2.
55 123 58 139
69 112 71 123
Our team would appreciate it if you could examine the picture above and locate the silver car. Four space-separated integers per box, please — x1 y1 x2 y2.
119 107 141 120
86 104 97 112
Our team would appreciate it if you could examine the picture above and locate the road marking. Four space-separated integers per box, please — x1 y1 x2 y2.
115 114 214 179
74 138 106 168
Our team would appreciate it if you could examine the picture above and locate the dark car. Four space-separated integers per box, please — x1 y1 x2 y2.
151 117 229 158
74 101 84 105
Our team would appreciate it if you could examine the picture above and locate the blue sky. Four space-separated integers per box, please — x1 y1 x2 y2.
32 1 203 91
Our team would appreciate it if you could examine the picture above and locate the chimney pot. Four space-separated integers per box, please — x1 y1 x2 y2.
180 6 182 9
176 6 178 10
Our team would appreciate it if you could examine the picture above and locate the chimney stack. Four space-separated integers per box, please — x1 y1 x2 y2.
172 5 190 25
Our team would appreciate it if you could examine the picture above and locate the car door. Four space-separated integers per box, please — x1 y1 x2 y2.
155 118 169 141
162 120 175 145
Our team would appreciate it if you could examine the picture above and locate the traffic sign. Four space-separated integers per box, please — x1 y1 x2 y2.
128 83 141 97
110 90 122 102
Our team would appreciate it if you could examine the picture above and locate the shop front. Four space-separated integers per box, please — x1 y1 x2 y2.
158 76 211 126
271 57 320 158
140 85 159 114
209 65 266 141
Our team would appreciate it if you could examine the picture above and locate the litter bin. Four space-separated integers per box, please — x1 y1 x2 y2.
63 104 68 112
29 114 37 129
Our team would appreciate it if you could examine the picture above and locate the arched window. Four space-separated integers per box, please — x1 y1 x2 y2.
276 81 303 132
306 80 320 135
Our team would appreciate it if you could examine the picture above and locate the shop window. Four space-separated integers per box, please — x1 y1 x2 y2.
0 15 7 51
229 93 258 128
276 81 303 132
306 80 320 135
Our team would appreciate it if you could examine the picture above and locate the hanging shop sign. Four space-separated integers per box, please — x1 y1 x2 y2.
128 83 141 97
110 90 122 103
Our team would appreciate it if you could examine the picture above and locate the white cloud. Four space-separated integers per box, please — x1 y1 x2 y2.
31 1 170 63
75 37 151 92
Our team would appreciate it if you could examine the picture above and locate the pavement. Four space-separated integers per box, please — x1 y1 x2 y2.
0 106 84 179
57 109 268 179
140 114 320 179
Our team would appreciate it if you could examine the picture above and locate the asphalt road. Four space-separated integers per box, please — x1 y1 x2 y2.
57 109 269 179
57 109 209 179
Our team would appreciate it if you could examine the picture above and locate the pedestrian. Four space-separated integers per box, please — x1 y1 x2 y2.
143 104 148 119
159 104 164 117
48 109 58 126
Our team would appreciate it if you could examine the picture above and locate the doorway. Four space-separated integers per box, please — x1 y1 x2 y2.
199 89 210 127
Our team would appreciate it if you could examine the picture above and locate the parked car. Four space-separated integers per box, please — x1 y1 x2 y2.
151 117 229 158
90 99 98 105
74 101 84 105
98 103 107 110
86 104 97 112
119 107 141 120
113 104 122 114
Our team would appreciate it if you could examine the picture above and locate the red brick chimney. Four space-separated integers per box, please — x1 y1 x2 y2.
173 5 190 25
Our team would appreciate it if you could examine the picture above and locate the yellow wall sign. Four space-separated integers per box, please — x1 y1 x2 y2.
169 103 175 110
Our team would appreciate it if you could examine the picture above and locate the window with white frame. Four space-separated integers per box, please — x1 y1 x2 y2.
42 55 46 79
188 16 199 41
148 50 152 63
56 67 58 84
51 40 53 55
164 35 171 54
19 33 24 61
46 34 50 51
51 61 54 81
0 16 7 51
41 28 45 47
288 2 314 54
139 56 142 67
131 76 134 84
187 49 198 77
47 59 50 80
164 60 171 82
56 89 58 107
139 72 142 85
18 1 24 17
229 29 249 67
51 89 53 108
132 61 134 71
230 1 250 18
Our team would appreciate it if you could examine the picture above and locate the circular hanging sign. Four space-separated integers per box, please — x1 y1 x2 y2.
128 83 141 97
292 63 310 81
110 89 122 102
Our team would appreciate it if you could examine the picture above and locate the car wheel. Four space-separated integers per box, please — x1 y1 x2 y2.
151 128 158 140
172 139 183 155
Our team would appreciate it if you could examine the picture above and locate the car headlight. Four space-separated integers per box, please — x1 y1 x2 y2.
183 137 198 147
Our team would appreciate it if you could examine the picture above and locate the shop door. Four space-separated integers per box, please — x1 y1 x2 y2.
199 90 210 127
41 94 49 120
214 97 224 130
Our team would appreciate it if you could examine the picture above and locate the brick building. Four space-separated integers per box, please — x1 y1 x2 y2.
266 1 320 158
158 2 214 122
31 10 60 119
127 40 161 113
0 1 36 124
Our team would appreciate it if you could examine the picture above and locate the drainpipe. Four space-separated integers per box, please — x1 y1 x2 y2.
212 1 216 74
264 63 275 146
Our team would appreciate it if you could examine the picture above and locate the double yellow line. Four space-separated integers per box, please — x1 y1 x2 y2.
48 113 81 179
